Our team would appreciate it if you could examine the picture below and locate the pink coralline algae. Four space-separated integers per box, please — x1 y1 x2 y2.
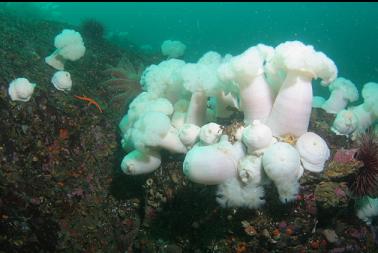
333 148 358 163
334 187 347 198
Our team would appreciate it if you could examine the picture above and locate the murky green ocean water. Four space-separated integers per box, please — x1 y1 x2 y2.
3 2 378 94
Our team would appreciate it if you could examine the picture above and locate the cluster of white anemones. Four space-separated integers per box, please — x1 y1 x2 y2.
329 82 378 140
312 76 378 140
8 29 85 102
119 40 337 208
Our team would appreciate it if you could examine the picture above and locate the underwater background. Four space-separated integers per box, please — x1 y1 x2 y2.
1 2 378 253
4 2 378 91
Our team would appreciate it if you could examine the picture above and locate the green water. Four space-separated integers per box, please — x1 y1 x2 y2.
4 2 378 93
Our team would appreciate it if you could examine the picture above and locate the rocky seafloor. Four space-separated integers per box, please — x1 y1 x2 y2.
0 11 377 253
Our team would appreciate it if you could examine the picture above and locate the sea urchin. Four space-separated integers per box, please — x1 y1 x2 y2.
348 128 378 198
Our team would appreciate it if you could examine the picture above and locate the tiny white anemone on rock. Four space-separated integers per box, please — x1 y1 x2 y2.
51 70 72 91
121 150 161 175
8 78 36 102
321 77 359 114
295 132 330 172
45 29 86 70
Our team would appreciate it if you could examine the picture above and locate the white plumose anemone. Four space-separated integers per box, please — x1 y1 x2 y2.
161 40 186 58
181 66 208 126
119 92 176 151
217 45 274 123
178 123 201 149
45 29 86 70
199 122 223 145
116 40 342 209
262 142 302 203
181 62 222 126
331 82 378 139
266 41 337 137
242 120 275 156
121 150 161 175
140 59 187 103
183 139 241 185
51 71 72 91
8 78 36 102
131 111 186 154
296 132 330 172
321 77 359 114
331 109 358 136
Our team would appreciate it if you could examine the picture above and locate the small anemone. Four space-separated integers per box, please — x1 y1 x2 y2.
348 128 378 198
80 18 105 40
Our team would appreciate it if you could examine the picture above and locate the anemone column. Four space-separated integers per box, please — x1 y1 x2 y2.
267 71 313 137
240 73 273 124
185 91 208 126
